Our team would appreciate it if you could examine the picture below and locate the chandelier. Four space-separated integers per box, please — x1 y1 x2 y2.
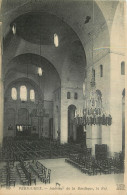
74 67 112 126
74 81 112 126
74 0 112 126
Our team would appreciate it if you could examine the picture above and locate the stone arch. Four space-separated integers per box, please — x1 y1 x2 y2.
2 1 109 45
4 53 61 81
3 8 85 52
110 1 125 55
2 2 110 73
4 77 42 101
4 53 61 101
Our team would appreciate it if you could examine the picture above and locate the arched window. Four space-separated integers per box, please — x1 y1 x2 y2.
30 89 35 102
83 82 86 96
54 33 59 47
121 61 125 75
12 23 16 35
67 92 71 99
11 87 17 100
74 92 78 99
100 65 103 77
20 85 27 101
38 67 43 76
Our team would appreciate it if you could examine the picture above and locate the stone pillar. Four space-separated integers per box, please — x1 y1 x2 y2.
102 126 110 155
54 113 58 139
109 103 122 155
109 53 125 155
53 106 59 139
0 22 4 146
110 97 122 155
60 103 68 144
91 125 102 156
122 94 125 153
86 125 92 148
60 87 68 144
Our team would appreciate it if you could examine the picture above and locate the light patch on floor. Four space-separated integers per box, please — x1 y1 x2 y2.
37 158 124 188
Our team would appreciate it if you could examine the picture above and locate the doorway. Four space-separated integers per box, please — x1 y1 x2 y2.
76 125 86 145
68 105 76 143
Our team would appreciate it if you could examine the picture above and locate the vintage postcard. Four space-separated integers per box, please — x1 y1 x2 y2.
0 0 126 195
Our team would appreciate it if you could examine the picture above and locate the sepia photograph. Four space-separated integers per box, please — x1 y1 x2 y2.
0 0 126 194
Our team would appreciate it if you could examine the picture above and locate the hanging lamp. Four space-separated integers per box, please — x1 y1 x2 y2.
74 0 112 126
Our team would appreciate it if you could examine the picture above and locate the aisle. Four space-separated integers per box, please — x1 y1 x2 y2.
37 158 124 187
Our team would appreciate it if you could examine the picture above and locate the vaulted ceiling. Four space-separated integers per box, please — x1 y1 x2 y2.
1 0 119 94
1 0 118 39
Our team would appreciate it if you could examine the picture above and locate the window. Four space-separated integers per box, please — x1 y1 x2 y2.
121 61 125 75
11 87 17 100
12 23 16 35
100 65 103 77
20 85 27 101
74 92 78 99
38 67 43 76
19 125 23 132
67 92 71 99
54 33 59 47
30 89 35 102
83 82 86 96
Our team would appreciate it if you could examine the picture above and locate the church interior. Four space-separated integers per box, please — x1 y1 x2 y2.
0 0 125 188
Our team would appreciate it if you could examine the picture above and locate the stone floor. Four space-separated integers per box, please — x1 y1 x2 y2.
0 158 125 193
38 158 124 187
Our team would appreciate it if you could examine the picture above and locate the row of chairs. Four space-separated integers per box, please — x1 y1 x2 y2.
8 166 16 187
65 152 124 175
0 166 8 187
22 162 36 185
0 163 16 187
1 160 51 187
1 138 85 161
29 160 51 184
16 162 31 185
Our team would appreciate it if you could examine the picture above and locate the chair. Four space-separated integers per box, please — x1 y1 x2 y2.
43 169 51 184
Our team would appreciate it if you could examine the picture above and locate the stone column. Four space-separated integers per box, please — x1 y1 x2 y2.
0 22 4 146
109 53 125 156
60 108 68 144
91 125 102 156
86 125 92 148
102 126 110 155
60 103 68 144
60 87 68 144
109 97 122 155
54 112 58 139
122 94 125 153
